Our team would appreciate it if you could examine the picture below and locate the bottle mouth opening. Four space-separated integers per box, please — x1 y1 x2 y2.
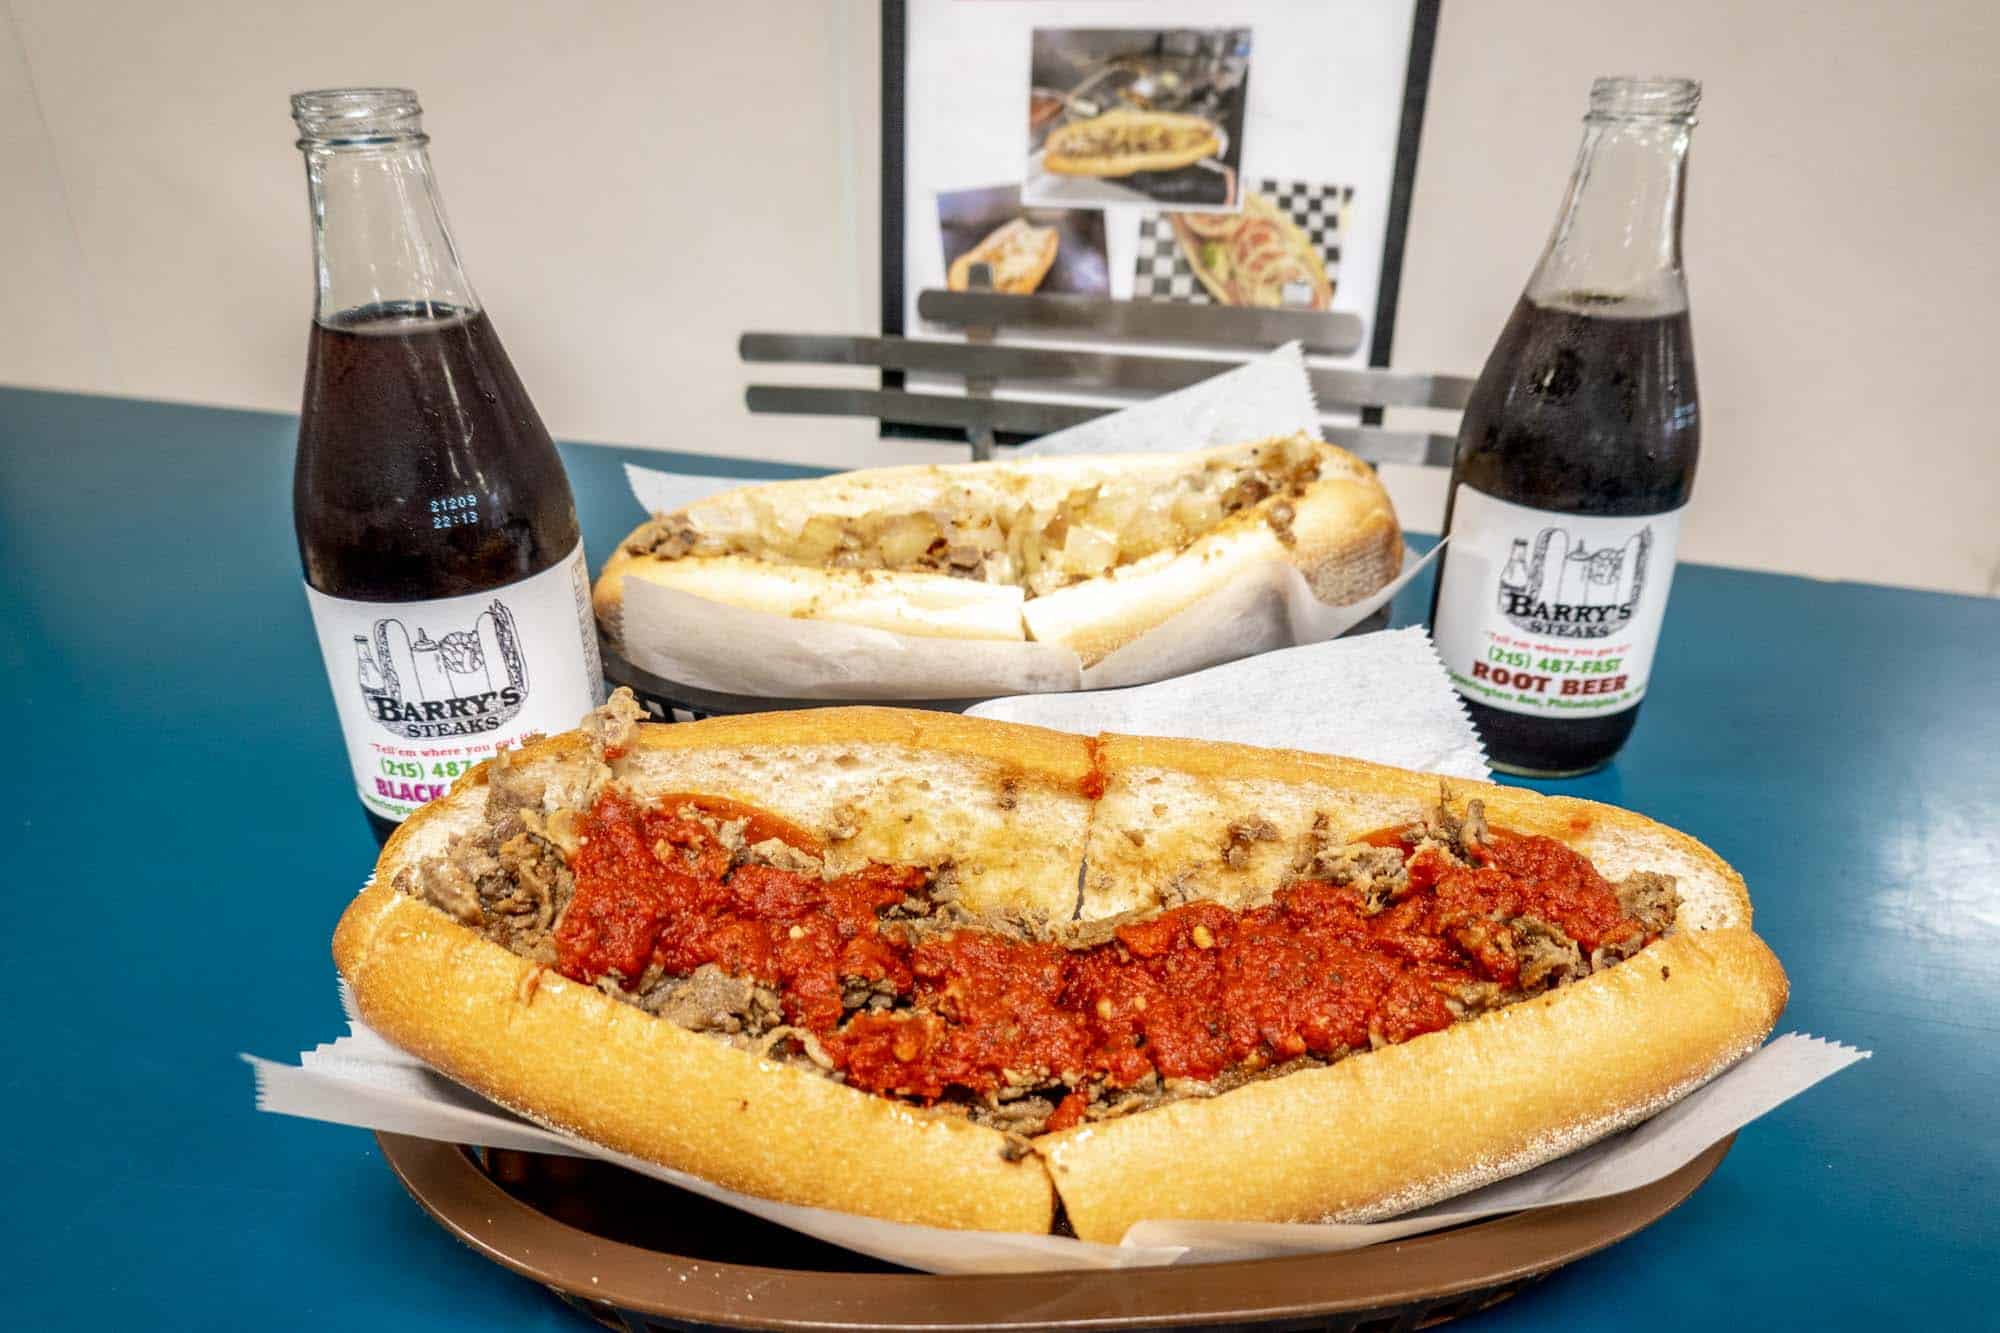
292 87 426 147
1588 77 1700 122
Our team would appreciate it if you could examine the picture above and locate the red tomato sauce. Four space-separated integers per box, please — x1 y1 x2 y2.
554 794 1652 1108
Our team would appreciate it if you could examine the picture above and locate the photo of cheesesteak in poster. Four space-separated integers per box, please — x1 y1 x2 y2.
1024 27 1251 211
938 185 1109 296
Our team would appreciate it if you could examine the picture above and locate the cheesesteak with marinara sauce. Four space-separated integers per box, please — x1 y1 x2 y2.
335 693 1787 1240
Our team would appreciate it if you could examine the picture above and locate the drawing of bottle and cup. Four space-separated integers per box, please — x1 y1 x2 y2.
350 600 528 736
1497 526 1652 631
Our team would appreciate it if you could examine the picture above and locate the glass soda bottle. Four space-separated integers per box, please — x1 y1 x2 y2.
1429 77 1702 777
290 88 602 844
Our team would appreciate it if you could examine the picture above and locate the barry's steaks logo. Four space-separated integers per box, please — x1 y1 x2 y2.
351 600 528 738
1495 526 1652 639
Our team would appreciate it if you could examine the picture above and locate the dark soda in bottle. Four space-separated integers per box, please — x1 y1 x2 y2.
290 89 602 844
1430 78 1701 777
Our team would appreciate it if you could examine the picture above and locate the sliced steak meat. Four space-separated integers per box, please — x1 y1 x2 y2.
841 974 902 1013
752 1024 838 1070
580 687 648 754
1421 798 1489 864
483 749 548 837
971 1095 1057 1137
482 830 570 954
1513 915 1585 992
401 856 482 926
630 519 700 560
1221 818 1279 869
645 963 783 1037
746 837 821 876
1439 978 1509 1018
1295 842 1409 914
1615 870 1680 936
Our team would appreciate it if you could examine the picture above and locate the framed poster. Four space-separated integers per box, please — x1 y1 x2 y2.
884 0 1438 400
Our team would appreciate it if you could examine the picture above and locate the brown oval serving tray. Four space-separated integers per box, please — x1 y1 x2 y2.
377 1131 1733 1331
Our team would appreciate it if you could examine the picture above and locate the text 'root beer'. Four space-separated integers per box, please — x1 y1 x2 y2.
1429 78 1703 777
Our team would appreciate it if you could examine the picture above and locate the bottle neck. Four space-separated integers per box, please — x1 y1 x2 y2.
298 126 478 328
1527 112 1692 314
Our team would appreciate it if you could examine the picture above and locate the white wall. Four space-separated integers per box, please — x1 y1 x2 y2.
4 1 1996 593
0 0 906 468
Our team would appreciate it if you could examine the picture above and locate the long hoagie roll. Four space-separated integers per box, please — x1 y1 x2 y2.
1042 109 1223 177
947 217 1059 295
334 696 1787 1241
594 434 1403 666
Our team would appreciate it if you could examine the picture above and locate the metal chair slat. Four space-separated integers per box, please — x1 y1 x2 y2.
916 290 1365 355
743 286 1468 463
740 332 1470 411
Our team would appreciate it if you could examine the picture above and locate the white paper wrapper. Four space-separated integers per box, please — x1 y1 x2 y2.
970 626 1491 781
1014 344 1324 458
248 1014 1863 1274
609 343 1418 699
620 545 1433 700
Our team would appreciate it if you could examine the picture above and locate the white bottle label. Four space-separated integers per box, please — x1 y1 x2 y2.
304 542 605 822
1432 489 1683 718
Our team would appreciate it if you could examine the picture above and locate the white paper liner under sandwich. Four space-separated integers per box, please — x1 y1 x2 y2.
248 1017 1863 1274
612 343 1426 699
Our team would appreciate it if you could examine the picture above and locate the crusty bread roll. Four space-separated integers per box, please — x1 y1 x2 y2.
595 434 1403 667
334 699 1787 1242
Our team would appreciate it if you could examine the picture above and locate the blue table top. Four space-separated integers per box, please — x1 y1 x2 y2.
1 386 1993 1328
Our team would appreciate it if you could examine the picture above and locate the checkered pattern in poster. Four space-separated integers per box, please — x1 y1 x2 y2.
1134 178 1354 304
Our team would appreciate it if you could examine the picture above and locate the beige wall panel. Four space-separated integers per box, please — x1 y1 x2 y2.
5 0 907 468
0 10 101 392
3 2 1995 588
1391 0 1999 595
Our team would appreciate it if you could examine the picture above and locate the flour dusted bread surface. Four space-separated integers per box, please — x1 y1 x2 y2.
335 704 1786 1241
595 435 1402 666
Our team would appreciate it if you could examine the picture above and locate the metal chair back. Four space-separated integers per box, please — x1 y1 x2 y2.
741 284 1470 466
